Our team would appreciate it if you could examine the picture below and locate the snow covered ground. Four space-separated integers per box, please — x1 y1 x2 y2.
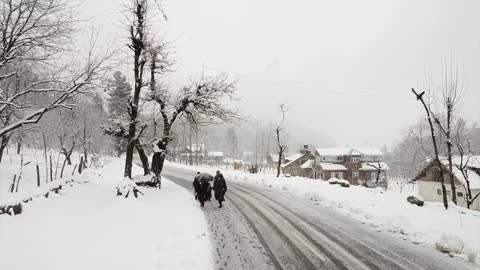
0 153 213 270
166 161 480 265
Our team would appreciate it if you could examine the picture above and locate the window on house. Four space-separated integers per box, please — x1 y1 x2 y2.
371 172 377 181
322 157 326 161
337 172 343 179
352 171 358 178
331 172 335 178
437 189 442 195
457 192 464 197
337 156 343 161
321 172 324 179
351 157 359 163
446 190 452 195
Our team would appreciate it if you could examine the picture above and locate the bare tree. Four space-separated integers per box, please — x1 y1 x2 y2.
366 161 385 185
0 0 110 139
276 104 287 177
147 74 239 185
428 65 464 205
412 89 449 209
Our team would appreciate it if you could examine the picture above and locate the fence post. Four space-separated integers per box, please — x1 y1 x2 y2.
15 175 21 192
36 165 40 187
10 174 17 193
72 164 77 176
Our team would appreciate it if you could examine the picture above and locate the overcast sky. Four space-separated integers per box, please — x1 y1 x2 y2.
80 0 480 148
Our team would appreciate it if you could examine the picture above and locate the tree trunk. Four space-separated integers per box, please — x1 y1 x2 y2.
134 139 150 175
66 153 72 165
276 149 283 177
16 141 21 154
83 110 88 164
151 139 168 178
0 135 11 163
124 0 146 179
446 102 457 204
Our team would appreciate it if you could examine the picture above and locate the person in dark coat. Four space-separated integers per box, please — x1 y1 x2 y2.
206 183 212 201
193 172 201 200
213 170 227 208
197 180 210 208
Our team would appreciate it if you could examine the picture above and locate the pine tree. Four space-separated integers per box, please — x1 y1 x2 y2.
107 71 131 157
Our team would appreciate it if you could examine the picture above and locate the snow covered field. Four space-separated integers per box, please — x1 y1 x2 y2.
0 153 213 270
166 161 480 265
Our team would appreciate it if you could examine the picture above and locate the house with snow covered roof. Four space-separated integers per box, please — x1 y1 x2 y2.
412 156 480 211
312 146 389 184
279 146 389 183
281 152 315 177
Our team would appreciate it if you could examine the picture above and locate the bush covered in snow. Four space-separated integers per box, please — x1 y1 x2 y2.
116 178 144 198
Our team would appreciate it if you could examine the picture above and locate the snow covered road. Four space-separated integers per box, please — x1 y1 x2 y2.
163 165 478 270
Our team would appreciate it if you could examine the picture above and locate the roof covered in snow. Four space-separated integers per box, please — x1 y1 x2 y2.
318 163 348 171
353 147 384 156
300 160 314 169
315 147 353 156
315 146 384 157
440 159 480 190
359 162 390 171
414 158 480 190
282 153 305 168
285 153 303 162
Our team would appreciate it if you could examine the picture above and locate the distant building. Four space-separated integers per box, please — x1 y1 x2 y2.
412 156 480 211
207 151 224 164
281 146 389 184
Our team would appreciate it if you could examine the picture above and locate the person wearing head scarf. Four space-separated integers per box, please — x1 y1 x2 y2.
213 170 227 208
193 172 201 200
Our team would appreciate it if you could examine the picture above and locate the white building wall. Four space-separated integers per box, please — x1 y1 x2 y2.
417 181 480 211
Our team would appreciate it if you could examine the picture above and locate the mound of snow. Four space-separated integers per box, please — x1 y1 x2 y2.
435 234 464 254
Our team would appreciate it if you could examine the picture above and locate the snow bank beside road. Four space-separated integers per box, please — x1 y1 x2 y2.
0 157 213 270
167 161 480 265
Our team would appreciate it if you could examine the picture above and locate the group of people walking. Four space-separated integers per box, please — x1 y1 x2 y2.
193 170 227 208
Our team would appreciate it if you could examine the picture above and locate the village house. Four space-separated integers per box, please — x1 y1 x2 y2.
412 156 480 211
281 152 314 177
207 151 224 165
313 147 389 184
281 145 389 185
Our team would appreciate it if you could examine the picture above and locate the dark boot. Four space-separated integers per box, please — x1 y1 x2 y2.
219 201 222 208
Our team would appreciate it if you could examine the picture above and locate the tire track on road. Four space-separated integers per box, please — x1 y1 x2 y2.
234 184 420 270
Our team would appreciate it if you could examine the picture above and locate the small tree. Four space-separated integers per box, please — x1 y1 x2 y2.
107 71 132 157
451 120 479 209
366 161 385 185
275 104 287 177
